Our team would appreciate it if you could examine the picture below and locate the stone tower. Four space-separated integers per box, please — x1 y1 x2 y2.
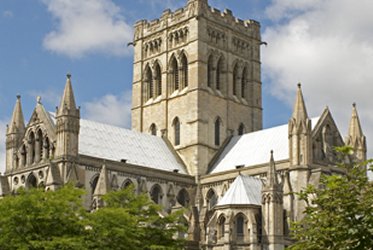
346 103 366 163
262 151 284 250
5 95 25 173
131 0 263 175
55 74 80 182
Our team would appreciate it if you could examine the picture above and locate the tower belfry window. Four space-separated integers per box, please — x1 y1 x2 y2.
145 66 153 100
173 117 180 146
215 118 221 146
241 67 247 99
170 57 179 92
154 63 162 96
233 64 239 96
180 54 188 88
207 55 213 88
216 58 222 90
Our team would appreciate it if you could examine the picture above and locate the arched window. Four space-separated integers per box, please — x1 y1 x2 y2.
206 189 218 210
26 173 37 189
238 123 245 136
170 57 179 91
122 179 134 189
173 117 180 146
21 144 27 167
233 63 239 96
216 57 224 91
145 66 153 100
180 53 188 88
150 123 157 136
150 184 163 204
44 137 50 160
241 67 247 99
154 62 162 96
91 175 99 196
236 214 245 237
207 55 214 88
28 132 36 164
36 129 43 163
215 118 221 146
177 189 190 207
218 216 226 238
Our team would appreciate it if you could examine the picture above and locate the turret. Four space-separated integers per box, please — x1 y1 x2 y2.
262 151 284 250
288 83 312 166
5 95 25 172
92 164 110 209
345 103 366 162
55 74 80 159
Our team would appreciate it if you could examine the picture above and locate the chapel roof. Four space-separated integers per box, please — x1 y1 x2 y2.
209 117 319 174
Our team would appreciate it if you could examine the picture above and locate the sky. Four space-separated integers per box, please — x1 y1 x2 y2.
0 0 372 173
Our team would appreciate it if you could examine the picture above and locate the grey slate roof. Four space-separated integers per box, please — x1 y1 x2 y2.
217 174 262 206
210 117 319 174
49 113 187 174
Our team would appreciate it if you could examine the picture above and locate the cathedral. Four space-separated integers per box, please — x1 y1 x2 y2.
0 0 367 249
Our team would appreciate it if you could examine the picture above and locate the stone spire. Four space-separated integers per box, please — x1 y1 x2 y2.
45 163 62 191
94 164 110 197
346 103 366 161
57 73 79 117
266 150 279 189
7 95 25 135
291 83 308 122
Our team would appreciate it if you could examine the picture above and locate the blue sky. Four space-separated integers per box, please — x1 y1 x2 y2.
1 0 372 171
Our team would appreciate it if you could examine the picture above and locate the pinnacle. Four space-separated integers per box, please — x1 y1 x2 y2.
57 73 78 116
291 83 308 122
7 95 25 135
347 102 363 141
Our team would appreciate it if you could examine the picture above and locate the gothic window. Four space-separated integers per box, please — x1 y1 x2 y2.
122 179 133 189
145 65 153 100
28 132 36 164
150 184 163 204
238 123 245 135
216 57 223 91
173 117 180 146
44 137 50 160
233 63 239 96
21 144 27 167
236 214 245 237
176 188 190 207
26 173 37 189
36 129 43 163
154 62 162 96
241 67 247 99
206 189 218 210
170 57 179 92
91 175 99 196
150 123 157 136
207 55 214 88
214 117 221 146
218 216 226 239
180 53 188 88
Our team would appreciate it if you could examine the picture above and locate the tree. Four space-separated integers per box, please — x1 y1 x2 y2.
86 185 186 250
289 147 373 250
0 185 186 250
0 185 87 250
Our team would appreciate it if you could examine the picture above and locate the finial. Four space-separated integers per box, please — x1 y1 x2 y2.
66 73 71 79
36 96 42 104
16 94 21 100
297 83 301 88
352 102 356 108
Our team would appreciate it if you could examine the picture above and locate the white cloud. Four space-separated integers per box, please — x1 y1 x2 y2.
83 91 131 128
42 0 133 58
262 0 373 159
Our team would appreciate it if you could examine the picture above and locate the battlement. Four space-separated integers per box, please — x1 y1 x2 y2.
133 0 260 41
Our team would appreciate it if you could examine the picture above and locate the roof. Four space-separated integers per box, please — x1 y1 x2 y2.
210 117 319 174
217 175 262 206
49 113 187 174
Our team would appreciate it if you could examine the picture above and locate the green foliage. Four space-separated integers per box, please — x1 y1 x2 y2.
288 147 373 250
0 184 186 250
0 184 86 250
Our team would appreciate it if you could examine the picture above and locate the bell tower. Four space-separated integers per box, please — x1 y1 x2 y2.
131 0 263 175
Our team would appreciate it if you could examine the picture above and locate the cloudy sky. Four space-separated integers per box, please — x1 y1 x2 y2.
0 0 372 172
